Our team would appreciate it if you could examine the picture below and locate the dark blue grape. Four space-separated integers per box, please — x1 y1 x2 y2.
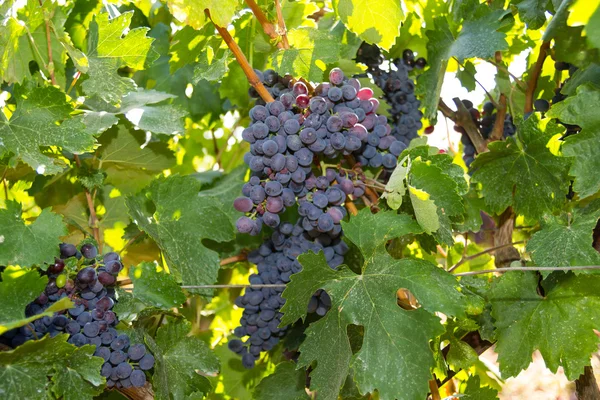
130 370 147 387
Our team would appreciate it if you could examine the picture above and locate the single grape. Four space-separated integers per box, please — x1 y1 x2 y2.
139 354 155 370
116 362 133 379
59 243 77 258
534 98 550 112
76 267 97 285
234 197 254 213
130 369 147 387
81 243 98 259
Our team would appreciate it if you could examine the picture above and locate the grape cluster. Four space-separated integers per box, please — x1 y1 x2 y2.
0 242 153 389
456 100 516 167
236 68 407 235
358 46 427 145
533 61 581 138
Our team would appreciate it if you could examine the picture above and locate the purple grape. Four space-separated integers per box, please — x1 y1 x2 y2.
234 197 254 213
139 354 155 370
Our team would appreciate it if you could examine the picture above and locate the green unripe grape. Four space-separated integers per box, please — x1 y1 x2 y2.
56 274 67 288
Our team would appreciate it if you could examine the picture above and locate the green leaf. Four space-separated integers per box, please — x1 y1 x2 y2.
0 335 103 400
50 345 105 400
457 60 477 92
254 362 309 400
447 337 479 370
0 201 67 267
126 175 235 294
471 116 570 218
587 6 600 49
271 28 341 82
409 159 464 217
333 0 404 50
527 200 600 274
490 271 600 380
382 161 407 210
0 266 44 333
83 12 153 103
562 64 600 95
512 0 548 29
0 85 94 175
547 86 600 198
130 262 186 309
145 319 219 400
281 210 466 400
409 186 440 234
167 0 239 29
450 8 509 61
462 375 498 400
193 49 231 83
98 126 175 194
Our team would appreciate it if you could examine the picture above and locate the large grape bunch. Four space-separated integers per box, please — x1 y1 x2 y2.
357 44 427 145
229 68 400 368
236 68 407 235
0 242 154 389
457 100 516 167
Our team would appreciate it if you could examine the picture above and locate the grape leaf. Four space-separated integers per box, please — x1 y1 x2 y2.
0 201 67 267
511 0 548 29
126 175 235 294
97 126 176 194
144 319 219 400
333 0 403 50
382 161 407 210
271 27 341 82
409 159 465 217
0 335 103 400
409 186 440 234
547 86 600 198
588 6 600 49
50 345 105 400
462 375 498 400
0 85 94 175
83 12 153 103
281 210 467 400
562 64 600 95
167 0 240 29
471 116 570 218
254 362 309 400
130 262 186 309
0 265 73 334
193 49 231 83
527 200 600 274
85 89 187 135
457 60 477 92
489 271 600 380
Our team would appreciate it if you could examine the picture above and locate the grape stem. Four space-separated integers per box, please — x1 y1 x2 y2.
274 0 290 49
74 155 101 246
524 41 551 113
448 240 525 272
489 51 508 142
38 0 57 86
209 11 275 103
244 0 286 49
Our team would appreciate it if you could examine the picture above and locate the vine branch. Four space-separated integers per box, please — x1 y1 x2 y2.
274 0 290 49
38 0 57 86
244 0 284 49
524 41 551 113
448 240 525 272
209 11 274 103
74 155 100 245
451 98 488 153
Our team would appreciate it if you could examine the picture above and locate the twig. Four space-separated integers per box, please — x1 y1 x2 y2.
486 59 527 89
438 99 456 120
524 41 551 113
454 265 600 277
38 0 57 86
453 57 498 108
345 199 358 216
452 98 488 154
209 11 274 103
74 155 100 244
220 253 248 265
244 0 284 49
1 169 8 200
449 240 524 272
489 52 507 141
274 0 289 49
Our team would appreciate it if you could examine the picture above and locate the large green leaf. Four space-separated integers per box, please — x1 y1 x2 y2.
145 319 219 400
97 126 176 194
167 0 240 29
281 210 466 400
512 0 548 30
83 12 153 103
490 271 600 380
471 116 570 218
0 335 104 400
254 362 309 400
0 201 67 267
333 0 403 50
0 85 94 175
126 175 235 294
527 200 600 275
130 261 186 309
271 27 341 82
547 86 600 198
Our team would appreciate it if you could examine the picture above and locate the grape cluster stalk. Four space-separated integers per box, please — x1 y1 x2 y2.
230 67 411 368
0 243 154 389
